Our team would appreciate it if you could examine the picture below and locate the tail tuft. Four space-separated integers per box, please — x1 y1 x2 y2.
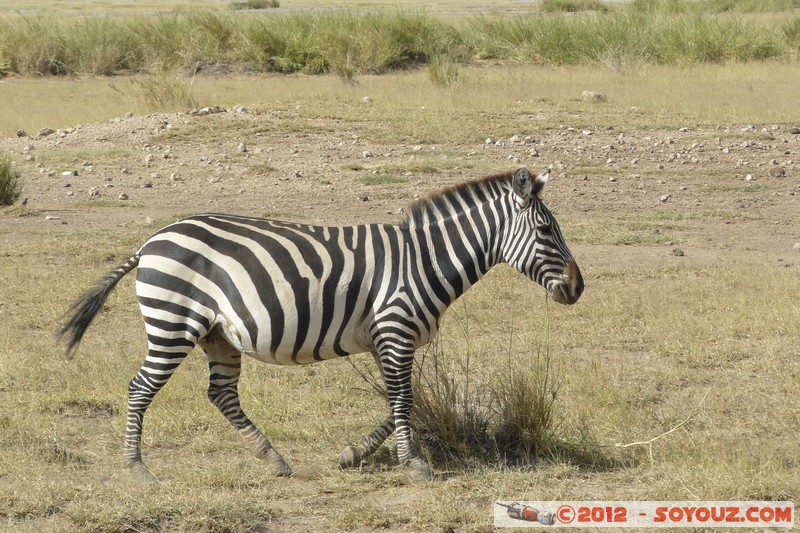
58 253 140 358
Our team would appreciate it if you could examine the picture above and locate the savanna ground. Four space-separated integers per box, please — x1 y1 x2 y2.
2 2 800 532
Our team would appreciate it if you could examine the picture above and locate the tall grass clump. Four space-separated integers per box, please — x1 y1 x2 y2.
411 336 567 468
0 5 794 78
469 7 785 66
784 17 800 51
239 11 469 81
0 153 23 206
129 74 199 112
630 0 800 14
406 318 570 468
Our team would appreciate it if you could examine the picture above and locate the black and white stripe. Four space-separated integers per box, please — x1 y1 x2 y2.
60 167 583 480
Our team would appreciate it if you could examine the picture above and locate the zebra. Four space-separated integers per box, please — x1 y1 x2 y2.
59 167 583 481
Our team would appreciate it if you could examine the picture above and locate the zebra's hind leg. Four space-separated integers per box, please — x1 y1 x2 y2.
125 345 193 483
200 331 292 477
339 415 395 469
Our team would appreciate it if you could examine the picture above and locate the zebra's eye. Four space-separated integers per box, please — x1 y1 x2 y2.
538 224 552 236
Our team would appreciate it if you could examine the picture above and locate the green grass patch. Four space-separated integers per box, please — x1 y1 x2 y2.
248 163 278 174
35 147 137 166
262 210 295 220
563 216 680 245
540 0 610 13
702 183 771 193
357 174 408 186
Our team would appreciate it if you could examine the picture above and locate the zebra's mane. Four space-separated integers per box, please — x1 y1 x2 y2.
403 170 514 229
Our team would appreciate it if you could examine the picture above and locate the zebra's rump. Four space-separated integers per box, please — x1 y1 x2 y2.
134 214 403 365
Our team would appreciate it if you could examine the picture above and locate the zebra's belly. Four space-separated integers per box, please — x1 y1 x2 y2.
220 302 375 366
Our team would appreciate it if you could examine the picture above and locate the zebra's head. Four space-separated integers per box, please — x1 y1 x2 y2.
501 167 584 305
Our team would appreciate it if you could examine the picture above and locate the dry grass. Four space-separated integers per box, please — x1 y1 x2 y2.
3 62 800 140
2 220 798 530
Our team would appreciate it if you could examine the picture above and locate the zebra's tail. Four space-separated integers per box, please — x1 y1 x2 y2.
59 252 141 358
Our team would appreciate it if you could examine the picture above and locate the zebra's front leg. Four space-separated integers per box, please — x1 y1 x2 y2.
380 351 432 479
200 333 292 477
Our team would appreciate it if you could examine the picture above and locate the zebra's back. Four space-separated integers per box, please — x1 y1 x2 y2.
135 214 404 365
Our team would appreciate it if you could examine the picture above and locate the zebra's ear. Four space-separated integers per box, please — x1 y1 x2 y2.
531 166 551 197
512 168 533 200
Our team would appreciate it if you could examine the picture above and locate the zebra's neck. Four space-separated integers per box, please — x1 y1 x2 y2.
401 185 510 314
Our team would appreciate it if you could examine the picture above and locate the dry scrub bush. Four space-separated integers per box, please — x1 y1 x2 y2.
0 152 22 206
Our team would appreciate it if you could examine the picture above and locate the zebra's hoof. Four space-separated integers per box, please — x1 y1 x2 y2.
338 445 363 469
406 457 433 481
127 462 159 484
266 448 293 477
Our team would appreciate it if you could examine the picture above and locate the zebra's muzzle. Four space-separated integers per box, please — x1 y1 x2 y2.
550 260 584 305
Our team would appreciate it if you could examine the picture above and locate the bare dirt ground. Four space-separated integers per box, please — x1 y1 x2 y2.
3 104 799 268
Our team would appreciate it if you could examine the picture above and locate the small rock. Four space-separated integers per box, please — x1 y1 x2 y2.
190 106 223 116
238 142 248 153
362 151 373 158
412 145 422 152
793 243 800 252
63 182 71 188
359 195 369 202
144 154 154 164
37 127 55 138
528 147 539 157
118 193 129 200
660 194 670 203
510 134 522 143
582 90 607 103
582 130 593 136
88 187 99 198
771 167 786 178
45 215 61 221
82 161 93 167
62 170 78 177
790 127 800 135
609 177 617 182
679 127 689 133
745 174 753 181
485 138 494 145
16 130 26 138
361 96 372 104
142 181 153 189
672 248 685 257
121 167 131 175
